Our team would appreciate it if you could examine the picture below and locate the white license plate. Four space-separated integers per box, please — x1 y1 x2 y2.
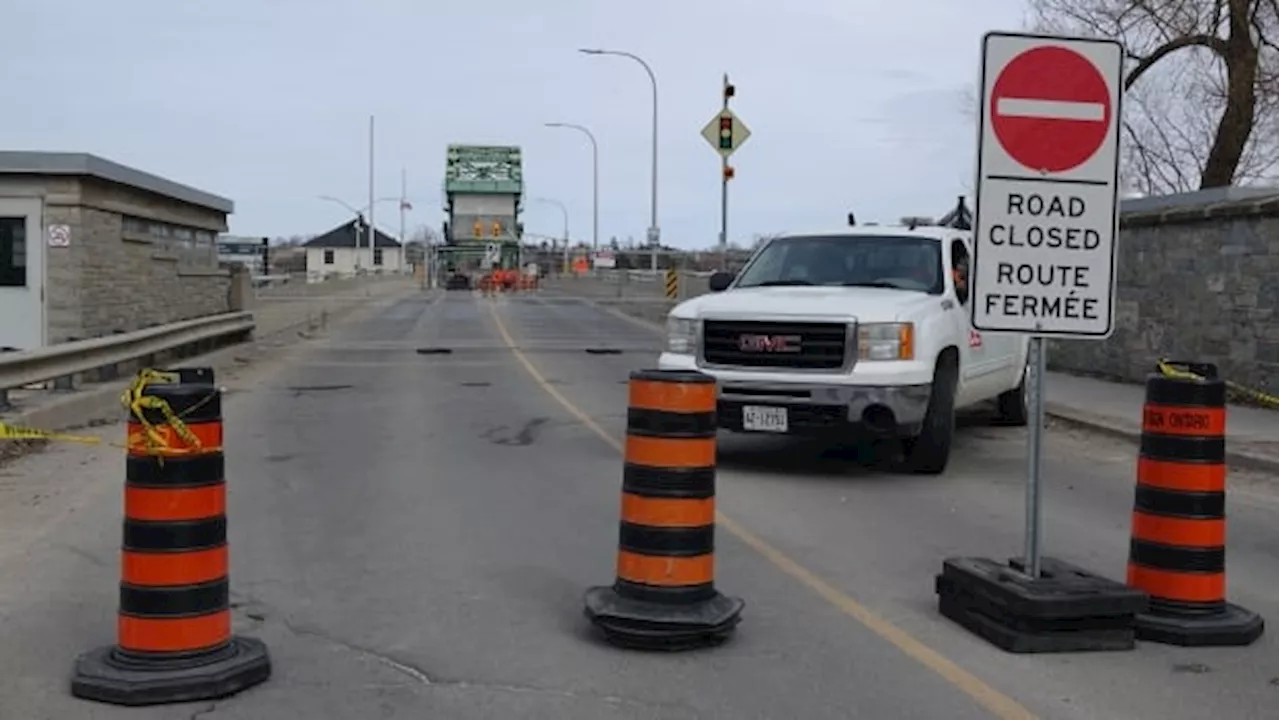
742 405 789 433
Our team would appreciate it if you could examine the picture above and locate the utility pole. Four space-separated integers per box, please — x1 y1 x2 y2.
367 115 376 275
399 167 409 276
399 168 407 246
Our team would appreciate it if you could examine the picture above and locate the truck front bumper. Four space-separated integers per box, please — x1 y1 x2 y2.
657 352 932 438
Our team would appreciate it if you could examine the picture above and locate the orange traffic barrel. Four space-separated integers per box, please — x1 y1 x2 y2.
71 368 271 705
1126 362 1264 646
583 368 744 650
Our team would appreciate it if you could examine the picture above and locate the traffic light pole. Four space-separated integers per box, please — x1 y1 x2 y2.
719 75 732 271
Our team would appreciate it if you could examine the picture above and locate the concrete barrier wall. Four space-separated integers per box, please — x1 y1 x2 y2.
1049 191 1278 395
249 274 419 336
540 275 677 326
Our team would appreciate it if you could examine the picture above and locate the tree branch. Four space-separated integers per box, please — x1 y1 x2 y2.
1126 33 1232 89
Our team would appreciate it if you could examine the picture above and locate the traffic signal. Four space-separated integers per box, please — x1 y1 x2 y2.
724 82 735 101
723 165 735 181
491 221 502 238
718 116 733 150
473 221 482 238
260 237 270 272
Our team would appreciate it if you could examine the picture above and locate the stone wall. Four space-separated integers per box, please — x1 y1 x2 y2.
36 175 232 342
1049 190 1279 395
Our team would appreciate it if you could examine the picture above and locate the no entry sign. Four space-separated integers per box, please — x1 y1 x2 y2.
969 32 1124 338
990 46 1112 173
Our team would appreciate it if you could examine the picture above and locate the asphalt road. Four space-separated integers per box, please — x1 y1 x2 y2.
0 290 1274 719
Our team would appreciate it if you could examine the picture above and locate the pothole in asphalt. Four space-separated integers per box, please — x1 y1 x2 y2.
460 381 491 388
417 347 453 355
285 384 354 398
286 384 353 393
584 348 622 355
481 417 549 446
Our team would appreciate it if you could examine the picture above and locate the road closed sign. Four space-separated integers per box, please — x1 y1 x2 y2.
969 32 1124 338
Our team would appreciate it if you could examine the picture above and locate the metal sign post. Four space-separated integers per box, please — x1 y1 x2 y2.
700 78 750 271
969 32 1124 579
936 31 1145 656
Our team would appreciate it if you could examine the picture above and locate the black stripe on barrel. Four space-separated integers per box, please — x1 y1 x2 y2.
616 370 719 605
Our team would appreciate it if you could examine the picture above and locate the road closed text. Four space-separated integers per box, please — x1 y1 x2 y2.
985 193 1103 250
974 190 1114 329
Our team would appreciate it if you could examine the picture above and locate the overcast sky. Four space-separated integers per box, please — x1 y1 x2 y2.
6 0 1028 247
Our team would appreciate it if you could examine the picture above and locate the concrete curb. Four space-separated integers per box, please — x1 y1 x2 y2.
1045 402 1278 474
549 291 1280 475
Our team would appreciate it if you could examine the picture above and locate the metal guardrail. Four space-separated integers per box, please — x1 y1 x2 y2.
0 312 255 405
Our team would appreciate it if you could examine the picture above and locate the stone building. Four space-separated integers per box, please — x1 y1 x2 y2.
1050 186 1279 395
0 151 235 351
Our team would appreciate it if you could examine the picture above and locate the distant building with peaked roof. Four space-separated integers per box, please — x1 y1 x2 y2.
303 215 404 281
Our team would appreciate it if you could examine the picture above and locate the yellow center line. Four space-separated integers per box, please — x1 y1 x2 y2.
484 298 1038 720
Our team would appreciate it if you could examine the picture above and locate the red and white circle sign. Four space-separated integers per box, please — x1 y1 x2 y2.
989 45 1112 173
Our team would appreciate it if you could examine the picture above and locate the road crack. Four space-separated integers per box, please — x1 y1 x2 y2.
279 618 433 685
275 618 686 713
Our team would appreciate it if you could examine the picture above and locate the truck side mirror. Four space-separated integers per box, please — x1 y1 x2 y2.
708 271 734 292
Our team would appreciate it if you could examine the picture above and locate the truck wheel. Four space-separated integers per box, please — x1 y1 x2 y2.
995 358 1030 426
901 357 957 475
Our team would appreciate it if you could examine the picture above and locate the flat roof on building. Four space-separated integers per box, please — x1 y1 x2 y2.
0 151 234 214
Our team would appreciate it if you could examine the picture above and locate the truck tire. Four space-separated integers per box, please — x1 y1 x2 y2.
995 357 1030 426
901 355 957 475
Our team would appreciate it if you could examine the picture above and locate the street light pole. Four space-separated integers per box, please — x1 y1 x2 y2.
533 197 570 274
579 48 659 272
544 122 599 251
318 195 399 217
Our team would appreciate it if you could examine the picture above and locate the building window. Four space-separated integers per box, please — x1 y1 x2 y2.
373 248 384 266
172 226 195 248
123 216 151 235
324 249 335 265
0 217 26 287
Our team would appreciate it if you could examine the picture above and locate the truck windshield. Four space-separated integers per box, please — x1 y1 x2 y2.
734 234 944 294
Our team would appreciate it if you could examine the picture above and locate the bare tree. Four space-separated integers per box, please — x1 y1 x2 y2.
1028 0 1278 194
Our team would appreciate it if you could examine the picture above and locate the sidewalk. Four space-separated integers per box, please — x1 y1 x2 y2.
1046 371 1278 473
0 276 421 437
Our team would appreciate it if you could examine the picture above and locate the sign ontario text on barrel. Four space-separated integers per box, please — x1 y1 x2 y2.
969 31 1124 338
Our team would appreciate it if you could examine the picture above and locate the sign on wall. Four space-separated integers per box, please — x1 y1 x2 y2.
47 224 71 247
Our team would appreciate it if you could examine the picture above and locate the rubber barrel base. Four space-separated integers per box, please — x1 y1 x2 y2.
583 585 744 651
935 556 1148 654
1136 603 1265 647
70 636 271 706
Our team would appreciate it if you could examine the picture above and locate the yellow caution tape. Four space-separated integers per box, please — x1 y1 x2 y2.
0 368 223 456
1156 358 1279 410
0 423 105 445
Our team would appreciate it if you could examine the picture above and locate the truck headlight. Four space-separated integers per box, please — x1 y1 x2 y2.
666 317 697 354
858 322 914 361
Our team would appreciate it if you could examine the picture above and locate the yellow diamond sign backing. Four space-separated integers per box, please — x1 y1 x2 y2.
701 108 751 159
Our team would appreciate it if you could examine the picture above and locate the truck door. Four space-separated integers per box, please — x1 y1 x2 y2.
948 237 998 405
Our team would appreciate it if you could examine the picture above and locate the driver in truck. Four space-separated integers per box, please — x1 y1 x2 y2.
657 215 1030 475
951 252 969 298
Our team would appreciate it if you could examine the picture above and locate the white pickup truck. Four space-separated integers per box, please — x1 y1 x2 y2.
657 223 1031 474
